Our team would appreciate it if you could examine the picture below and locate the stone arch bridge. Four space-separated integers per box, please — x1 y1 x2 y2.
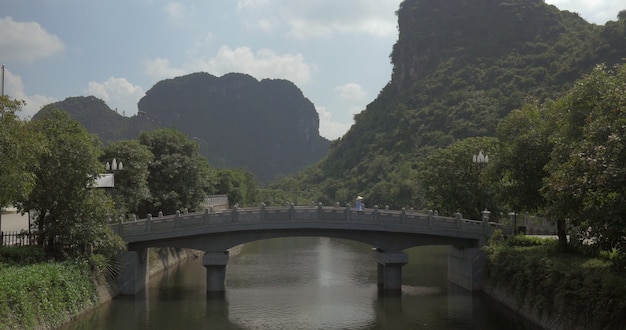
112 204 502 294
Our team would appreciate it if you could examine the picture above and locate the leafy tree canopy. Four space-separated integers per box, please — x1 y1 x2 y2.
139 128 215 216
0 96 42 208
21 109 123 257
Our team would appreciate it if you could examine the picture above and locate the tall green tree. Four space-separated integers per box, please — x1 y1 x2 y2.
0 96 41 209
417 137 499 219
544 64 626 257
22 109 123 256
139 128 214 216
215 168 258 207
101 140 153 218
495 101 556 223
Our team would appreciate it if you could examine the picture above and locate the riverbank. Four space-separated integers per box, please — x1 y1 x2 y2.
481 234 626 330
0 246 200 329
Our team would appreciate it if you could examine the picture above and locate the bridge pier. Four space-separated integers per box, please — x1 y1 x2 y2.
374 250 408 291
117 249 149 295
203 251 229 292
447 246 485 290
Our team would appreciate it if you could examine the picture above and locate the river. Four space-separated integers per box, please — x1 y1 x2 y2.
63 237 538 329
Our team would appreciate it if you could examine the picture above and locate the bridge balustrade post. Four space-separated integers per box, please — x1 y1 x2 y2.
344 203 351 221
158 211 163 217
117 217 123 235
175 210 181 228
401 208 407 224
203 251 229 292
260 203 266 221
372 205 379 221
317 203 323 220
232 206 239 222
455 212 462 229
146 214 152 232
289 203 295 220
481 209 491 237
374 250 408 292
203 207 212 225
428 210 434 229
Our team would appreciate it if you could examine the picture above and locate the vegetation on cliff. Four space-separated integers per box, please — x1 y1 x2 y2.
284 0 626 213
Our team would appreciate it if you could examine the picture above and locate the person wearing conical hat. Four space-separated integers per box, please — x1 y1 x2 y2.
356 196 363 211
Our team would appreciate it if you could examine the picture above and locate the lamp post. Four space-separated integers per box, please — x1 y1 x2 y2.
105 158 123 172
105 159 123 210
473 150 489 219
1 64 5 97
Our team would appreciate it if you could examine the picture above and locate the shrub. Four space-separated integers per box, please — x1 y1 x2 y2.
0 246 47 266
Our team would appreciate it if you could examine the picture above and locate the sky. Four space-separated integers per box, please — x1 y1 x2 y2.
1 1 624 140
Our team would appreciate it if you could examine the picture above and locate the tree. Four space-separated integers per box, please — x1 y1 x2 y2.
215 168 258 207
417 137 499 219
101 140 153 218
0 96 41 209
139 128 214 216
494 101 556 232
21 109 123 256
543 64 626 258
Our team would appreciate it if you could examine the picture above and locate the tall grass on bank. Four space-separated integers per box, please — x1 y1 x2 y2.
0 251 98 329
484 232 626 329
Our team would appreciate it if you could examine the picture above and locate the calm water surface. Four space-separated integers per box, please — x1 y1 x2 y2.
63 238 538 329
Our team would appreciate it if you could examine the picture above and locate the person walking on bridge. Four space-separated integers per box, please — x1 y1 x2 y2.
355 196 364 211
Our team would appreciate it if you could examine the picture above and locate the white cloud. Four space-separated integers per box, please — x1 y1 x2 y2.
187 33 216 57
316 105 352 140
197 46 316 85
143 57 187 81
546 0 625 24
335 83 366 100
162 2 191 22
146 45 316 85
84 77 145 116
0 17 65 62
2 69 57 119
237 0 397 39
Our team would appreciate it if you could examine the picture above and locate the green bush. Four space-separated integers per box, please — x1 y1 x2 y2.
0 246 47 266
0 261 97 329
485 236 626 329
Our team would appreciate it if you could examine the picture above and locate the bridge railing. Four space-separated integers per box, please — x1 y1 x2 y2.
112 203 503 238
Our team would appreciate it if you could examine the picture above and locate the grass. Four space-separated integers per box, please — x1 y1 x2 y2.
0 247 100 329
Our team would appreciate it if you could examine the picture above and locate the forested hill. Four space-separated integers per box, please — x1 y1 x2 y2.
137 72 330 182
35 73 330 183
290 0 626 206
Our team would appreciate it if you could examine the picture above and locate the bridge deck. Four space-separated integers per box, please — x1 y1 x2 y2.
112 205 500 247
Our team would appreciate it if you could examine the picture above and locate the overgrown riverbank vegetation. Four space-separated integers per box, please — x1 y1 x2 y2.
1 95 258 328
485 233 626 329
0 247 98 329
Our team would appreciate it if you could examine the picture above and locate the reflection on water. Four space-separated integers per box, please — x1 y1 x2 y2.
63 238 539 330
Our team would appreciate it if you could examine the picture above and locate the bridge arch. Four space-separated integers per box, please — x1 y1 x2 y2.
114 205 500 294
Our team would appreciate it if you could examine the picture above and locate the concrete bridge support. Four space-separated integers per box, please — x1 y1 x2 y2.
203 251 229 292
117 249 149 295
447 246 485 291
374 250 408 291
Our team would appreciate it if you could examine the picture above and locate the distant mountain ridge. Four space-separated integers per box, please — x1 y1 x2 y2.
35 73 330 182
138 72 330 182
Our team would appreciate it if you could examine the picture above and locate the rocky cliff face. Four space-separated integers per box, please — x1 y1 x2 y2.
36 73 330 183
137 72 330 182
